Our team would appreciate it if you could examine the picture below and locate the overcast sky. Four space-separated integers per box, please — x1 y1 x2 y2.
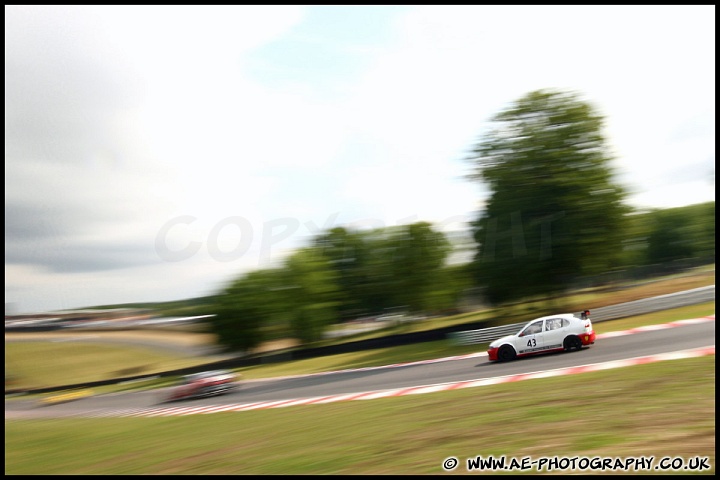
5 5 715 314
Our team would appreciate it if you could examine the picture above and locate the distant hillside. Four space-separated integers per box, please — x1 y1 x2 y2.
80 295 219 317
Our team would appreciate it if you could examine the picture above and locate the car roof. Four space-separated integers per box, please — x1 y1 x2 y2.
525 313 579 323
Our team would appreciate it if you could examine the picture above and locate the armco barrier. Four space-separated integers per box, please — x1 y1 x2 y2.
448 323 524 345
449 285 715 345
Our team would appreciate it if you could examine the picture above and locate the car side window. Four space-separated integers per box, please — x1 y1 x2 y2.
547 318 565 330
523 321 543 335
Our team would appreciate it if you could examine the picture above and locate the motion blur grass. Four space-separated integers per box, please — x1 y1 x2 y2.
5 276 716 474
4 342 208 390
5 355 715 474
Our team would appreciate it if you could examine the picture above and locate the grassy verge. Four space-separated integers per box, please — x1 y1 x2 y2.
5 354 715 475
4 342 211 390
4 298 716 474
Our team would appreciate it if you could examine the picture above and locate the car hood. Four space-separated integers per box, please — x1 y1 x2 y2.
489 334 515 349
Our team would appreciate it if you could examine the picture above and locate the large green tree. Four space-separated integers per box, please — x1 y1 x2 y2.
315 223 454 316
467 89 630 304
212 268 287 352
313 227 373 320
645 202 715 265
383 222 452 313
283 248 340 343
211 248 340 349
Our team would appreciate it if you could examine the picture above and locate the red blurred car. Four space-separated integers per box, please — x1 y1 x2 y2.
165 370 241 402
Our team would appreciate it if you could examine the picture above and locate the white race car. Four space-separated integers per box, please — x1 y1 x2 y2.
487 311 596 362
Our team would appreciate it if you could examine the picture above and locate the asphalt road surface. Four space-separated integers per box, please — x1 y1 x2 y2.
5 318 714 419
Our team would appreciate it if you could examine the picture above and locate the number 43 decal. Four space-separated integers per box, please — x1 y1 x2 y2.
526 338 537 347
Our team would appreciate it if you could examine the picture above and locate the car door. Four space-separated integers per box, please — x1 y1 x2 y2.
542 317 566 351
516 319 545 354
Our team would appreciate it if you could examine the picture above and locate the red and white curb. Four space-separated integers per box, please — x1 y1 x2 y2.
596 314 714 338
240 314 716 381
90 315 714 418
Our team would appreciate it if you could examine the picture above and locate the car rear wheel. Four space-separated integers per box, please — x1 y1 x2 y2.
498 345 517 362
564 336 583 352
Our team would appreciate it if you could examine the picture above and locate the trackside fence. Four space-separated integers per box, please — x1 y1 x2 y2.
449 285 715 346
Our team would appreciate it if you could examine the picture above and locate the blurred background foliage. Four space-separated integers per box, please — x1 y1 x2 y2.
109 89 714 352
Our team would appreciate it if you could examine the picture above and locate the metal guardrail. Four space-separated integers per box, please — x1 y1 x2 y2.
448 323 524 345
449 285 715 345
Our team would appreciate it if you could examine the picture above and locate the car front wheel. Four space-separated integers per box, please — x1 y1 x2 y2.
564 336 583 352
498 345 517 362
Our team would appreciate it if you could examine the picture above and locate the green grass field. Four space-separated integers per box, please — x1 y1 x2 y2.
4 303 715 474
